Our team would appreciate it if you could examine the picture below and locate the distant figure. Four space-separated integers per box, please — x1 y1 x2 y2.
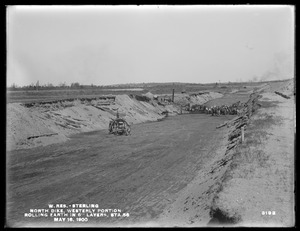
116 110 119 119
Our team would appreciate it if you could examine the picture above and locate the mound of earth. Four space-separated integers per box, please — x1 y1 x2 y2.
6 92 223 151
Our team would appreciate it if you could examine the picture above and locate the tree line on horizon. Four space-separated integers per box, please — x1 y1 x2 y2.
7 82 106 91
7 78 290 91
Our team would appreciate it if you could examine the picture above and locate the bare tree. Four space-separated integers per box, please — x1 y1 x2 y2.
71 82 80 88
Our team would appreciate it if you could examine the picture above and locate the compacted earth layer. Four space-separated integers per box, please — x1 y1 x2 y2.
7 113 234 227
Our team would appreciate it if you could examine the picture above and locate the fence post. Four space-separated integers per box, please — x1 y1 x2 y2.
241 126 245 143
172 89 175 102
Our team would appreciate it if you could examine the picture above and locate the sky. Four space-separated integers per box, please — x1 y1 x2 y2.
7 5 294 87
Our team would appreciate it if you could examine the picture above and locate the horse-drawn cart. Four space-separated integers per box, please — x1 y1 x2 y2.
109 118 131 136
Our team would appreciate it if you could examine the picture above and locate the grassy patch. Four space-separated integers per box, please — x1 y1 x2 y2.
220 111 276 185
234 148 269 168
248 113 282 130
243 130 271 146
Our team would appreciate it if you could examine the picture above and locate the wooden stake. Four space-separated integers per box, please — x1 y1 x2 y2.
172 89 175 102
241 126 245 143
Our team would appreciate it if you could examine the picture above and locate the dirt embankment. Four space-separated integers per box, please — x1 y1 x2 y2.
208 79 295 227
156 79 295 227
6 92 223 151
156 89 263 227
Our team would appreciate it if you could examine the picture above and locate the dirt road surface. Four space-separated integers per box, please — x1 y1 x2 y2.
7 113 234 227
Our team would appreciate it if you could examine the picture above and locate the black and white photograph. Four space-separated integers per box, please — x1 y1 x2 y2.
6 5 295 227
